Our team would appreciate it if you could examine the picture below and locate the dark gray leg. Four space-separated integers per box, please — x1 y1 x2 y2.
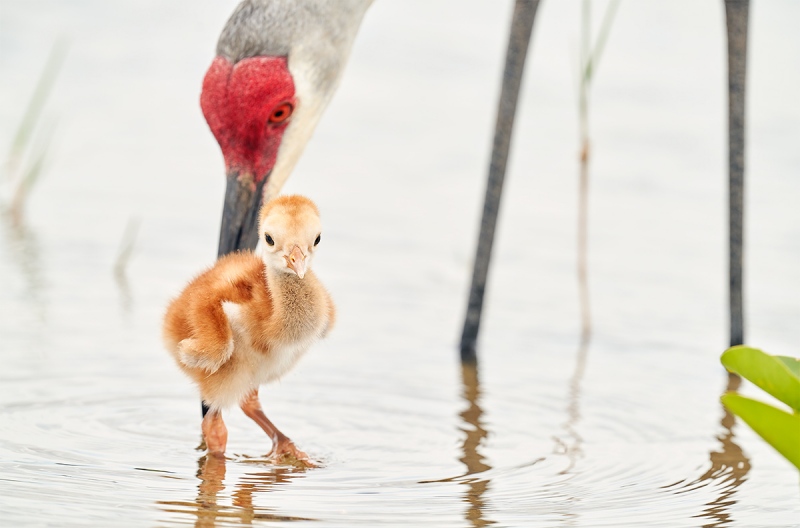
724 0 749 347
459 0 541 364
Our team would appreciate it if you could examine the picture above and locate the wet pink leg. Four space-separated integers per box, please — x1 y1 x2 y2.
240 389 315 466
201 410 228 457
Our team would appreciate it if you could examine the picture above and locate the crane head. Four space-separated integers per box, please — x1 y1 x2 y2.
199 0 372 258
201 56 296 256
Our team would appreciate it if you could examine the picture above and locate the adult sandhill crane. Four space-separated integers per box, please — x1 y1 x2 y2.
203 0 373 256
196 0 372 420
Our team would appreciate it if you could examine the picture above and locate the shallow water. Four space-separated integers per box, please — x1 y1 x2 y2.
1 0 799 526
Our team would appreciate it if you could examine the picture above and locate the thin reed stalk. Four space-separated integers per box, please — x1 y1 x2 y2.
576 0 620 340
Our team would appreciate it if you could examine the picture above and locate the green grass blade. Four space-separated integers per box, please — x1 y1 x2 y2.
721 346 800 412
6 37 68 177
9 116 56 216
721 393 800 470
582 0 621 84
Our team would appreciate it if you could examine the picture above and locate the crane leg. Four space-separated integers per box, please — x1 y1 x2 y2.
724 0 749 347
460 0 541 363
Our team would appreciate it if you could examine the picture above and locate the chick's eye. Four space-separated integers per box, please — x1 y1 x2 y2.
314 234 321 246
268 102 293 124
265 234 274 246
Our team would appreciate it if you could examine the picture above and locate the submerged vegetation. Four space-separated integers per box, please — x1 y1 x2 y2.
721 346 800 471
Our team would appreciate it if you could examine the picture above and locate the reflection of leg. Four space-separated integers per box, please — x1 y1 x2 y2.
202 409 228 457
240 389 314 464
194 454 226 526
198 453 227 496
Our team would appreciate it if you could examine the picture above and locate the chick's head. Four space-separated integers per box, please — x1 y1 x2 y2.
258 195 322 278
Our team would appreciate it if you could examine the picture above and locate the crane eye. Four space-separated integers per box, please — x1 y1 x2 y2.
265 234 274 246
314 234 321 246
268 102 293 124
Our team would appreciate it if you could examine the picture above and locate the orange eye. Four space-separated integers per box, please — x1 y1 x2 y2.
268 102 293 124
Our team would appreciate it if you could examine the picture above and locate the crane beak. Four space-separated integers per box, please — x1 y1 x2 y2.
218 171 268 257
286 246 307 279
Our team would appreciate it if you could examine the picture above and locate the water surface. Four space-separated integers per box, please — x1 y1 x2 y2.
1 0 799 526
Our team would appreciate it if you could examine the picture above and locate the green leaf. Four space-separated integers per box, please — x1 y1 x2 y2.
721 346 800 412
777 356 800 379
721 393 800 470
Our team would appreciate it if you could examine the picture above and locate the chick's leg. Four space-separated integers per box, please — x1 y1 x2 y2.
202 409 228 457
240 389 314 464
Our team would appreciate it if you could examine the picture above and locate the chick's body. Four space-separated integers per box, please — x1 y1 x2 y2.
163 252 333 410
163 195 334 461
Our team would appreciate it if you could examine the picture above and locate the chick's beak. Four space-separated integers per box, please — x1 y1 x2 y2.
286 246 307 279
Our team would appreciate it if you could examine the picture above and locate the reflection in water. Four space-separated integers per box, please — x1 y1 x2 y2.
114 269 133 316
694 373 752 528
459 364 495 527
557 334 591 475
113 217 140 316
663 373 751 528
547 334 591 527
158 455 313 526
419 364 496 525
1 209 47 323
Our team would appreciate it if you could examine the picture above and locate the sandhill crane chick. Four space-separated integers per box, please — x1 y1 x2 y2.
163 195 335 463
